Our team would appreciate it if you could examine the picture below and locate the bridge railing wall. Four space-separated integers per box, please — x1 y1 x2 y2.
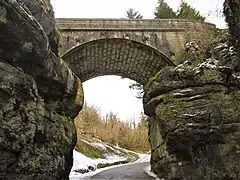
56 18 216 31
56 19 217 66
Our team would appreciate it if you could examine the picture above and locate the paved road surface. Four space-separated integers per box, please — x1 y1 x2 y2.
91 162 154 180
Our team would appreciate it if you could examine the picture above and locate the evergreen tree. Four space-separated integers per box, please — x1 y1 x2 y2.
130 1 205 99
129 83 143 98
154 0 176 19
176 1 205 22
126 8 143 19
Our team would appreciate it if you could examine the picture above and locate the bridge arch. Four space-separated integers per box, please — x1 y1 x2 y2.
62 38 175 86
57 18 217 65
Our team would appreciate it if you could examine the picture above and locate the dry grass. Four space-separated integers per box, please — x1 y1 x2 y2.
74 103 150 153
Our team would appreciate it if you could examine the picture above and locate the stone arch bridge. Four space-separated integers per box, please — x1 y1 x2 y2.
56 18 216 85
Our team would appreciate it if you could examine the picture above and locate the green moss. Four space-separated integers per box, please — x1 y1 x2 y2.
60 59 70 75
127 151 139 160
58 116 72 133
75 140 105 159
148 71 161 84
105 146 115 153
55 115 75 145
221 143 231 154
103 143 140 162
145 66 174 91
233 131 240 137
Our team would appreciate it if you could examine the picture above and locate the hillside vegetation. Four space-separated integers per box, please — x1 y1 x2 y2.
74 103 150 153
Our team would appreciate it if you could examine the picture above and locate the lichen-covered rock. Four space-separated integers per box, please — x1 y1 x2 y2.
181 30 238 70
207 30 236 66
144 57 240 179
0 62 77 179
21 0 60 55
144 13 240 178
0 0 83 119
0 0 84 179
223 0 240 71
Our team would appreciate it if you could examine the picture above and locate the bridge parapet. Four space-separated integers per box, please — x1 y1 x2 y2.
56 18 216 31
56 18 217 65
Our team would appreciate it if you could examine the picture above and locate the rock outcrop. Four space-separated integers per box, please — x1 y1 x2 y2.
144 59 240 179
144 2 240 178
0 0 83 179
223 0 240 71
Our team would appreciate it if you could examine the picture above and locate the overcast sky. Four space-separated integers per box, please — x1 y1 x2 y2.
51 0 226 122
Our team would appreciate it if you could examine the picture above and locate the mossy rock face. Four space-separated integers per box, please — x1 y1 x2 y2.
144 56 240 179
21 0 60 55
0 0 84 118
0 62 77 179
0 0 84 179
144 1 240 178
224 0 240 71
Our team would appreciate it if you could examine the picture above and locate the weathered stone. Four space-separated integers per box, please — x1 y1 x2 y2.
0 0 83 179
223 0 240 71
56 18 216 66
0 62 77 179
143 2 240 178
0 0 83 118
144 55 240 179
0 0 238 179
56 19 217 87
21 0 60 55
62 38 175 86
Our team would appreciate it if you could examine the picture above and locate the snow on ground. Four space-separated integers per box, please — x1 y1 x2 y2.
70 150 127 179
144 166 160 180
69 141 151 180
112 145 151 163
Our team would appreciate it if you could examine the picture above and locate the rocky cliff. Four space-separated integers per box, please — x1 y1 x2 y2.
1 0 240 179
224 0 240 72
0 0 83 179
144 0 240 179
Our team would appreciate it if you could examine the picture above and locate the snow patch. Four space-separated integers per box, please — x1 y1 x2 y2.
233 74 240 79
199 59 218 69
173 92 184 96
183 110 208 118
70 150 128 179
144 166 161 180
90 142 108 151
70 141 151 180
179 88 193 93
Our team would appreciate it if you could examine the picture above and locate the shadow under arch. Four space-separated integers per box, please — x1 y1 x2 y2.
62 38 176 86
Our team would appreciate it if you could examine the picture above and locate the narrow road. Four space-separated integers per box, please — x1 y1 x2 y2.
91 162 154 180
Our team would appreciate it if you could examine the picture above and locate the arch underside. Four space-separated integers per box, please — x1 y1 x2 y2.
62 38 175 86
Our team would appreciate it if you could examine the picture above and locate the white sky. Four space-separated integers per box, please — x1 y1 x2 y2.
51 0 226 122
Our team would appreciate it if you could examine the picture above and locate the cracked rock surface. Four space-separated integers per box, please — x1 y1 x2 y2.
144 40 240 179
144 58 240 179
143 1 240 179
0 0 83 179
144 9 240 179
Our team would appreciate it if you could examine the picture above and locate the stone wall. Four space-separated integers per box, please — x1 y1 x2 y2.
62 38 174 86
56 19 216 86
0 0 83 179
56 18 216 65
